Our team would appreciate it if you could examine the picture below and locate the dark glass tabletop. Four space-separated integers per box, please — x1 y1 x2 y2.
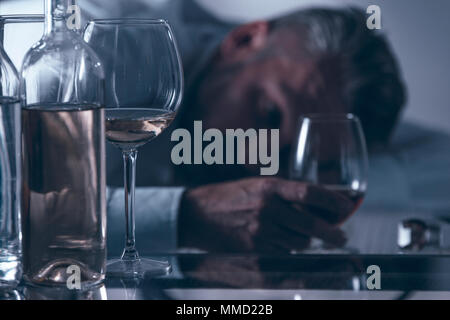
5 253 450 300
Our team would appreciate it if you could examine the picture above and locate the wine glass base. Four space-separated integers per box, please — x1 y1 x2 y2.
107 258 171 279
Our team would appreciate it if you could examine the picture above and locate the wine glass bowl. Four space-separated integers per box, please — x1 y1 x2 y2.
290 114 369 225
83 19 183 111
83 19 183 278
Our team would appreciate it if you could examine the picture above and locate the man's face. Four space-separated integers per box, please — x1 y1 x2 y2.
194 25 345 177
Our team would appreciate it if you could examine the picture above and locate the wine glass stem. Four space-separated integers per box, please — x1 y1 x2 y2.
121 149 140 261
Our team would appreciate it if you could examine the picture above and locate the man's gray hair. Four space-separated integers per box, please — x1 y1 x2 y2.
271 7 407 147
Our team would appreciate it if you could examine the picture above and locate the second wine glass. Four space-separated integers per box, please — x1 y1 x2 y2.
290 114 369 251
83 19 183 278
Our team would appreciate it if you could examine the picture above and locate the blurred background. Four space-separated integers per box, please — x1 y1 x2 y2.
1 0 449 134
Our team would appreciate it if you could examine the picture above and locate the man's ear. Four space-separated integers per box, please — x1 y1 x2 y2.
220 21 270 63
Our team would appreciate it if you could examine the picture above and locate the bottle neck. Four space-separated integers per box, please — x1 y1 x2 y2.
44 0 74 34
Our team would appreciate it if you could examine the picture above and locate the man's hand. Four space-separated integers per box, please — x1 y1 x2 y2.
178 177 354 253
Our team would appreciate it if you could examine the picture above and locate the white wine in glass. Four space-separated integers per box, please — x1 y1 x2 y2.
105 109 176 151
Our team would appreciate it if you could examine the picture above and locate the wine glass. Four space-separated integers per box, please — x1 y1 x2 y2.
290 114 369 252
83 19 183 278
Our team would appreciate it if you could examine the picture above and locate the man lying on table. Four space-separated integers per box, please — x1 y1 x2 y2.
80 0 406 256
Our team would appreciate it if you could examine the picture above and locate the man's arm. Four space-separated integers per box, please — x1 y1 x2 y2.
107 177 353 257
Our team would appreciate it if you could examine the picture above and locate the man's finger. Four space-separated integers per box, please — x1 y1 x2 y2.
272 179 354 215
272 202 347 247
292 204 347 225
255 223 311 253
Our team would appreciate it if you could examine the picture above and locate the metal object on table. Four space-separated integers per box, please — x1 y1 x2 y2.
398 218 450 252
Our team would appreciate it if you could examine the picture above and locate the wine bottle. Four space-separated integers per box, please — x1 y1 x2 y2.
20 0 106 288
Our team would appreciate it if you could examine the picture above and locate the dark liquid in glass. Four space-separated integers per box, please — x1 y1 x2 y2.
326 186 365 225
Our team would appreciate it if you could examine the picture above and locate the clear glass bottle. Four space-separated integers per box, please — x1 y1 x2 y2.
20 0 106 288
0 38 22 290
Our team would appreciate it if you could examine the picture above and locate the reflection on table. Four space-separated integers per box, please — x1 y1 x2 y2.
4 254 450 300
